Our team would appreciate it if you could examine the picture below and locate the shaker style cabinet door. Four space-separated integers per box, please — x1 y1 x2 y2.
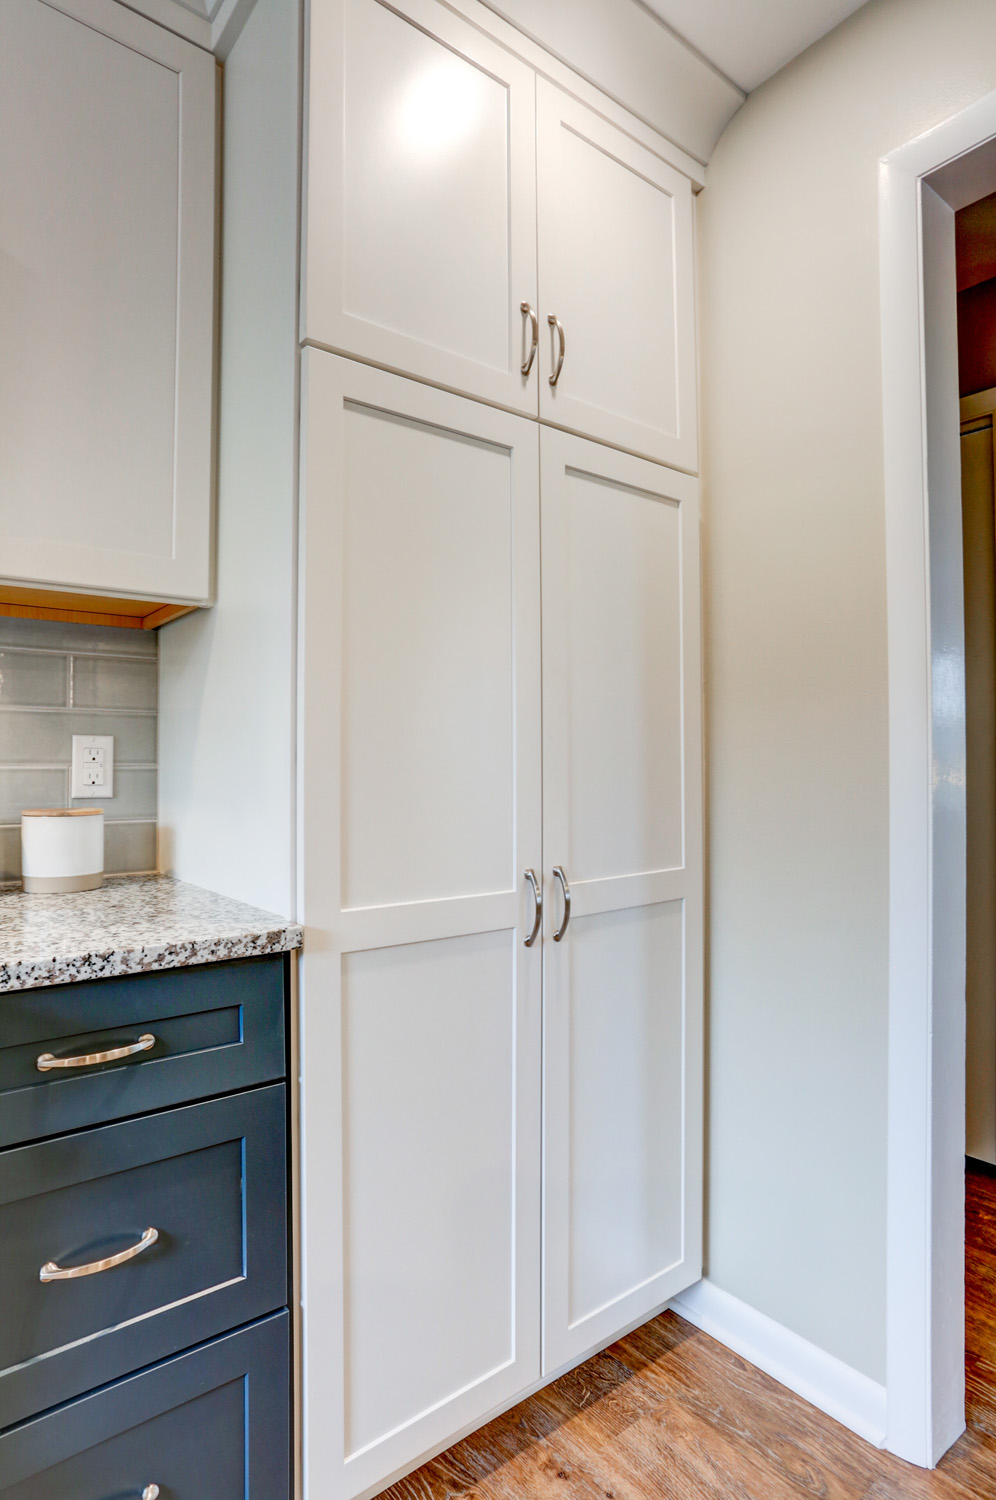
539 428 703 1373
537 80 697 471
298 351 543 1500
0 0 216 602
303 0 539 414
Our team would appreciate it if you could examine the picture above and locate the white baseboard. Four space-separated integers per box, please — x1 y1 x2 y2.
670 1279 887 1449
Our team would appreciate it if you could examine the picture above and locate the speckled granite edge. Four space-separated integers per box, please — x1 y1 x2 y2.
0 875 302 993
0 929 302 993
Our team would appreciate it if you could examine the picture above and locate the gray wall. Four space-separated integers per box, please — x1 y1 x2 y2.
699 0 996 1385
158 0 299 917
0 617 157 881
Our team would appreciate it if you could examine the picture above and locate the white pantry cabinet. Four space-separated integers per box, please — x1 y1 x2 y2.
299 351 543 1499
304 0 539 414
0 0 216 612
298 352 703 1500
539 428 703 1372
303 0 698 469
537 83 698 471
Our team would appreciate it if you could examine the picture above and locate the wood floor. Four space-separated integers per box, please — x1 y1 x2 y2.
382 1167 996 1500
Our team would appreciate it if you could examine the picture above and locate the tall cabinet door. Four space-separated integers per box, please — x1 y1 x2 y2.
299 352 543 1500
304 0 539 415
540 428 703 1374
537 80 697 472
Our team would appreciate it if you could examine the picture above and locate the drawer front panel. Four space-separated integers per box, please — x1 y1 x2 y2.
0 1312 290 1499
0 1087 287 1429
0 956 286 1146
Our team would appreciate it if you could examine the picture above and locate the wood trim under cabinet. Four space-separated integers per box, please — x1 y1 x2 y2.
0 586 197 631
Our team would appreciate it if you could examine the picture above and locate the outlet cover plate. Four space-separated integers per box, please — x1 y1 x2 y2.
71 735 114 799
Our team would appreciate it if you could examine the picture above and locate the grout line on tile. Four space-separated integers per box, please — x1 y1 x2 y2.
0 706 157 717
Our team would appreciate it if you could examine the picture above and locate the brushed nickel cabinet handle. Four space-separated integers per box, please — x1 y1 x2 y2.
552 865 571 941
143 1487 161 1499
36 1033 156 1072
40 1226 159 1282
548 314 566 386
521 301 539 377
524 868 543 947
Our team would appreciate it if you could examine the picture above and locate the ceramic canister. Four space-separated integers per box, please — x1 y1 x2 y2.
21 809 104 894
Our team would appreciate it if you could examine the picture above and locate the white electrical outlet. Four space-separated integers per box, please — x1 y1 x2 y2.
71 735 114 798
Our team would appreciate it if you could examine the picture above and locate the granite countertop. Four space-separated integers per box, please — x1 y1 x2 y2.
0 874 302 993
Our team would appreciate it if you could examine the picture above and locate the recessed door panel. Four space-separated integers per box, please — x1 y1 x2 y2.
299 352 541 1500
541 428 702 1372
342 931 516 1455
566 903 684 1326
537 80 697 469
305 0 538 413
560 465 683 881
340 402 514 909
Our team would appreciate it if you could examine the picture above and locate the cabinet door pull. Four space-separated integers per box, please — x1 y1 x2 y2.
40 1226 159 1282
548 314 566 386
524 868 543 946
552 865 571 941
36 1033 156 1072
521 302 539 377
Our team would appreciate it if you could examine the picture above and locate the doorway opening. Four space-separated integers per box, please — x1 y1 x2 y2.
881 95 996 1468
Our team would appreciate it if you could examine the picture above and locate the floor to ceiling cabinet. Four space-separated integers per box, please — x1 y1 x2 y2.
539 429 703 1373
299 353 544 1499
299 353 702 1500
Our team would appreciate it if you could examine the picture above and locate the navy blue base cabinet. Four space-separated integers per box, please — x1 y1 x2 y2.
0 1314 290 1499
0 955 292 1499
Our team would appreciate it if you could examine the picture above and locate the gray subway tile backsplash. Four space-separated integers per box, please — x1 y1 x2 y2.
0 652 69 708
0 769 69 825
104 821 158 875
72 655 158 711
72 767 157 821
0 618 159 882
0 712 157 766
0 616 158 656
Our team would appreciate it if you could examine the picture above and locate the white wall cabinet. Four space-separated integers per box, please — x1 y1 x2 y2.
0 0 216 612
304 0 539 414
539 428 703 1371
537 84 698 470
303 0 698 469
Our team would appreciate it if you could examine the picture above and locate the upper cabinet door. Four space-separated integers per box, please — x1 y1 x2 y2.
537 81 697 471
304 0 539 414
0 0 216 603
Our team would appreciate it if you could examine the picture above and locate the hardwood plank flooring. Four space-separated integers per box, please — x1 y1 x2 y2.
381 1167 996 1500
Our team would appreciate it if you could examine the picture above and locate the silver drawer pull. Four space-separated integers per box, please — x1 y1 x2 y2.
143 1488 161 1500
36 1033 156 1072
40 1226 159 1282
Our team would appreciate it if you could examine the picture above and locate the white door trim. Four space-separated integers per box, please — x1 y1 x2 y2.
880 88 996 1467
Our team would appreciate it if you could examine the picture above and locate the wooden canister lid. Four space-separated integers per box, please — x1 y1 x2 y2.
21 808 104 817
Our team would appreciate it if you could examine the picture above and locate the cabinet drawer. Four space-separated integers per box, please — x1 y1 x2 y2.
0 1312 289 1499
0 956 286 1147
0 1086 287 1430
